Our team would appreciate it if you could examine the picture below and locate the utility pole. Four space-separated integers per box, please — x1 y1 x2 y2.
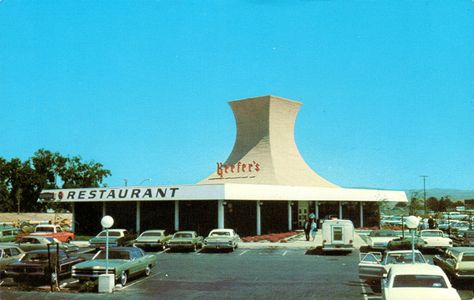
420 175 428 215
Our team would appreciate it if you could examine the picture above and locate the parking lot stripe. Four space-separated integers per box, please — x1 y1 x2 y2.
360 279 368 300
239 250 248 256
121 271 162 290
282 250 287 256
157 248 170 255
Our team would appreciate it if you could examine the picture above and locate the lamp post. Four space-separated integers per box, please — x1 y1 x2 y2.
420 175 428 215
101 215 114 275
405 215 420 264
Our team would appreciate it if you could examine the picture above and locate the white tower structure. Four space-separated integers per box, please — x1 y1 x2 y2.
199 95 338 187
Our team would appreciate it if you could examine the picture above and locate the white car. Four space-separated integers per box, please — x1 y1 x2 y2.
418 230 453 250
359 250 427 283
366 230 399 250
382 264 460 300
203 229 239 251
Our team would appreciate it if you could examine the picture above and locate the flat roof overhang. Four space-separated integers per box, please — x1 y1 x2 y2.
40 183 407 203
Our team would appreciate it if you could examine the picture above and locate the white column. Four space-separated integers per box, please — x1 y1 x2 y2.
256 201 261 235
136 201 141 234
71 203 75 233
218 200 225 229
315 201 319 219
360 202 364 228
288 201 292 231
339 201 343 219
174 200 179 231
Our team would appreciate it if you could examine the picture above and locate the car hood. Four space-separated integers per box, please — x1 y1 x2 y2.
74 259 129 269
384 288 460 300
90 237 120 242
8 261 46 267
369 237 396 244
421 237 452 243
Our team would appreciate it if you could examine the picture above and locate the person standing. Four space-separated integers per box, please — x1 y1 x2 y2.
310 219 318 242
303 218 310 241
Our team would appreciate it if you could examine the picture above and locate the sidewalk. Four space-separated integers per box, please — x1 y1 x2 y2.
239 231 368 249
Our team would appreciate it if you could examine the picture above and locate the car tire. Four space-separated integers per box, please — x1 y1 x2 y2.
120 271 128 286
66 238 72 243
193 244 197 252
145 265 151 277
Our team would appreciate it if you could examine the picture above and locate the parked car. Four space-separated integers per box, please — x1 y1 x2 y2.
321 219 354 252
418 230 453 250
28 224 75 243
167 231 203 252
0 246 24 278
0 227 21 242
386 236 424 251
89 229 136 249
133 230 172 250
381 264 460 300
433 247 474 282
0 236 79 253
452 229 474 247
359 250 427 284
366 230 399 251
72 247 157 286
5 249 85 283
203 229 240 251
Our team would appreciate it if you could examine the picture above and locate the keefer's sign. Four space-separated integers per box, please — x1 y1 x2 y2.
45 187 180 202
216 161 261 178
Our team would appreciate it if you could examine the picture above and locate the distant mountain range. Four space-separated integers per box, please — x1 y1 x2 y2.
404 189 474 201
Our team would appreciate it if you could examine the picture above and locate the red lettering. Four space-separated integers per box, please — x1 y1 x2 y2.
242 163 246 172
254 162 260 172
237 161 242 172
248 163 253 172
230 164 235 173
224 165 229 173
216 163 223 177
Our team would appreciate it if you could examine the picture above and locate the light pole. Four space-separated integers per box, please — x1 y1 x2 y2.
405 215 420 264
101 216 114 275
420 175 428 215
124 179 128 187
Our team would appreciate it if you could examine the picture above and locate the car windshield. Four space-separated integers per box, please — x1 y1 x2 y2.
370 231 396 237
45 237 60 243
22 252 63 262
98 231 121 237
386 253 425 264
392 275 447 288
35 226 55 232
95 250 130 260
210 231 230 237
421 231 443 237
174 233 192 238
140 232 162 237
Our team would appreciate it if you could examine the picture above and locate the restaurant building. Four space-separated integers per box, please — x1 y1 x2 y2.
41 96 407 236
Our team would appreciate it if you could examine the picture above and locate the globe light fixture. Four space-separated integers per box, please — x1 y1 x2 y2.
101 215 114 229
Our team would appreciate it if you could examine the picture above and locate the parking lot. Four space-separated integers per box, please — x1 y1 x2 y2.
1 236 474 299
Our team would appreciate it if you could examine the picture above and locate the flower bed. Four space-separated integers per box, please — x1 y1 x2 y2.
241 231 298 243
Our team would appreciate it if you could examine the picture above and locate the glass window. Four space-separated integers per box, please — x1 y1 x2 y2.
392 275 447 288
461 253 474 262
333 227 343 241
386 252 426 264
140 232 162 237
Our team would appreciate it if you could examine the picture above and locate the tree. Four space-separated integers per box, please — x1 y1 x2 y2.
426 196 439 212
0 149 111 213
408 193 421 215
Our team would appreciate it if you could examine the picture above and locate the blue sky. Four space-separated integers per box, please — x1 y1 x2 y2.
0 1 473 190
